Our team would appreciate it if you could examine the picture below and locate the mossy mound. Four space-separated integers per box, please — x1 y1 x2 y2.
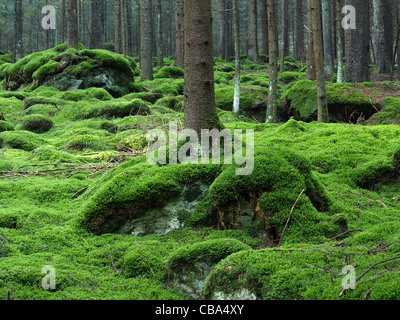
154 66 184 79
81 142 344 245
0 130 45 151
18 114 53 133
0 44 135 97
0 120 14 132
166 238 251 298
215 85 269 122
282 80 400 122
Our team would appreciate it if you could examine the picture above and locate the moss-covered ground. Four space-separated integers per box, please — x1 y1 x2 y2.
0 47 399 300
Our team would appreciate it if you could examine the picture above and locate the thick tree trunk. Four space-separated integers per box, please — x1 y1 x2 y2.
140 0 153 80
66 0 78 47
90 0 101 49
281 0 289 65
14 0 23 60
115 0 122 53
184 0 219 134
344 0 370 83
321 0 334 79
247 0 258 62
175 0 185 68
294 0 304 62
61 0 66 43
306 0 316 80
266 0 278 124
373 0 394 74
311 0 329 123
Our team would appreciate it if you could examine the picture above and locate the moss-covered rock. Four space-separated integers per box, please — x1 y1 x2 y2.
166 238 251 298
0 130 45 151
0 120 14 132
1 44 135 97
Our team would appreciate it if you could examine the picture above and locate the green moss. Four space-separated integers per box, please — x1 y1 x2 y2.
215 85 268 110
32 60 59 81
81 49 134 76
18 114 53 133
154 66 184 79
0 120 14 132
0 130 45 151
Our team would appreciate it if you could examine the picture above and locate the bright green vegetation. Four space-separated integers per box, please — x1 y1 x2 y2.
0 46 400 300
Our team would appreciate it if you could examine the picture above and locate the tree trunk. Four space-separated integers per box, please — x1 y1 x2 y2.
294 0 304 62
306 0 316 80
61 0 66 43
157 0 164 68
219 0 227 59
336 0 345 83
321 0 334 79
311 0 329 123
140 0 153 80
281 0 289 65
373 0 394 74
344 0 370 83
90 0 101 49
14 0 23 60
67 0 79 47
262 0 269 55
175 0 185 68
266 0 278 124
247 0 258 62
184 0 219 134
115 0 122 53
233 0 241 115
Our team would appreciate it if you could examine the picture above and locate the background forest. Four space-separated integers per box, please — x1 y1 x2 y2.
0 0 399 302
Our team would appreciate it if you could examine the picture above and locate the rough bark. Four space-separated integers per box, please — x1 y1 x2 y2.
321 0 334 78
294 0 304 62
344 0 370 83
157 0 164 68
373 0 394 74
175 0 185 68
306 0 316 80
140 0 153 80
90 0 102 49
66 0 78 47
247 0 259 62
14 0 23 60
184 0 219 134
311 0 329 123
262 0 269 55
266 0 278 124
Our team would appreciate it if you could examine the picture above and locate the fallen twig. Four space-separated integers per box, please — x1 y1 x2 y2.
324 229 364 244
278 189 305 246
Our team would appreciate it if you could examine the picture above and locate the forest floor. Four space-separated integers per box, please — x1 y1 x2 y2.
0 47 399 300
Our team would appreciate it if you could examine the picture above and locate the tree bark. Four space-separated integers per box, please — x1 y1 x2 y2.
344 0 370 83
262 0 269 55
66 0 79 47
184 0 219 134
175 0 185 68
266 0 278 123
140 0 153 80
373 0 394 74
306 0 316 80
294 0 304 62
157 0 164 68
90 0 101 49
247 0 259 62
311 0 329 123
14 0 23 60
336 0 345 83
321 0 334 79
